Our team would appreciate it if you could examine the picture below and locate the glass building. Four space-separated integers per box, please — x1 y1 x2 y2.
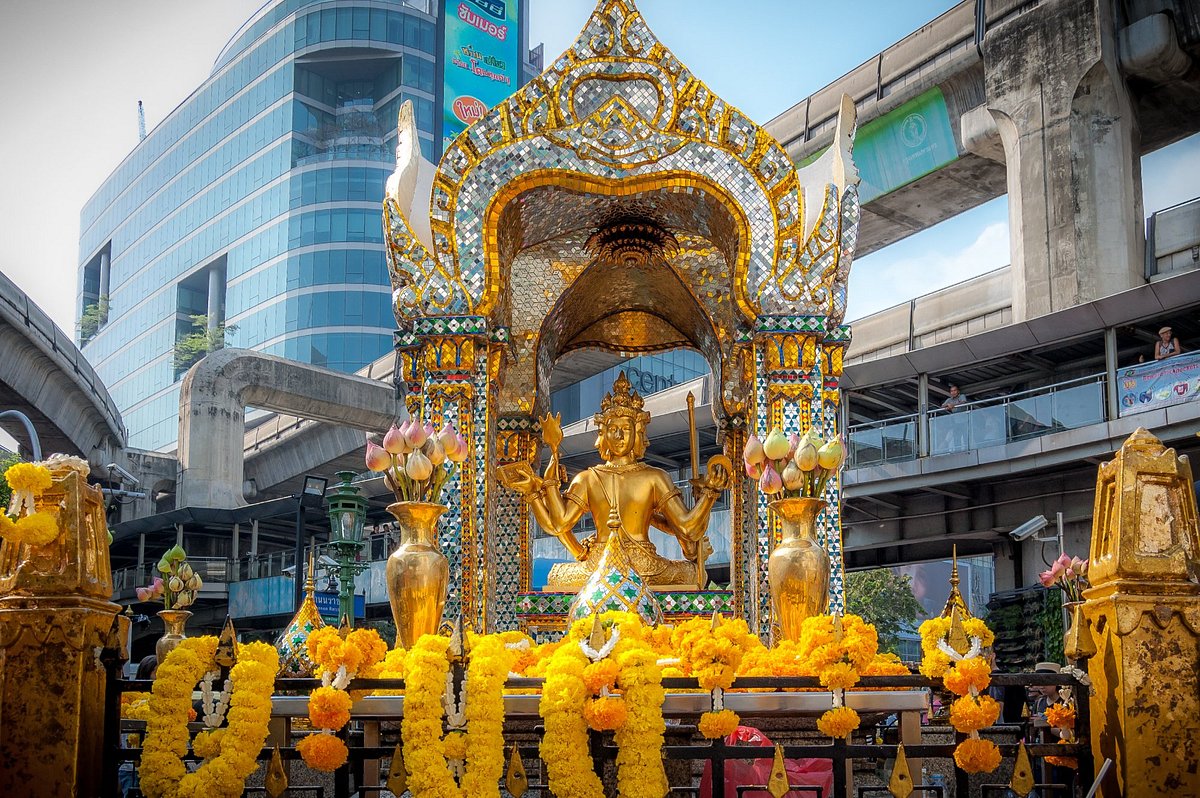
78 0 538 450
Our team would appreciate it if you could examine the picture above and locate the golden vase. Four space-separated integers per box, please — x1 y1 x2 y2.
767 497 831 642
385 502 449 650
156 609 193 661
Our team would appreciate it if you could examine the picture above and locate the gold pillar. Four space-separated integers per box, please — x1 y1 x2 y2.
0 466 125 798
1083 428 1200 797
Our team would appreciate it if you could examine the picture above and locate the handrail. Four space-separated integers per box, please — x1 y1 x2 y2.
928 372 1105 416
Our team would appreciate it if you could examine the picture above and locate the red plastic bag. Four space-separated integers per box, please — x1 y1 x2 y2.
700 725 834 798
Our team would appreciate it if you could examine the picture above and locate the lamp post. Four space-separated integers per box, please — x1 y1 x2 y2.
292 475 328 612
325 471 369 626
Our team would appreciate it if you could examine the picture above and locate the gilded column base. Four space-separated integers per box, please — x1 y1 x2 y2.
0 596 122 798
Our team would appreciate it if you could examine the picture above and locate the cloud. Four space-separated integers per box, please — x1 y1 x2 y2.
846 220 1010 322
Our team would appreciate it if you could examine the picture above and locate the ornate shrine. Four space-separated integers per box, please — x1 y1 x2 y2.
383 0 861 635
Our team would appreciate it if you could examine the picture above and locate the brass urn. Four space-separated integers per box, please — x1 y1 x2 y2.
767 497 830 641
385 501 449 649
156 608 193 661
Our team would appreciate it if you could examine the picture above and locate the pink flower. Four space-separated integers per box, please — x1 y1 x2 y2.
447 434 469 464
365 440 391 471
1038 569 1056 588
382 424 407 454
745 460 763 480
437 422 457 453
1054 552 1072 571
759 465 783 495
744 435 765 466
404 418 430 448
136 587 151 602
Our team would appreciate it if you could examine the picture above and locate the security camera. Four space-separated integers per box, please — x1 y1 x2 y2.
1010 515 1049 541
106 463 139 487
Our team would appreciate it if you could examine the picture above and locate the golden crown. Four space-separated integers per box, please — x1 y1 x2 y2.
595 372 650 424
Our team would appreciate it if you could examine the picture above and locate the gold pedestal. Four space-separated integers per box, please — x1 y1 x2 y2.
1084 429 1200 797
0 466 124 798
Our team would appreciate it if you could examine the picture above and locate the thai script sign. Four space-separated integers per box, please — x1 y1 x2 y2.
1118 350 1200 417
442 0 521 150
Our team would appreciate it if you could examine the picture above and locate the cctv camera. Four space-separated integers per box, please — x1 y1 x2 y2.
106 463 139 487
1009 515 1049 541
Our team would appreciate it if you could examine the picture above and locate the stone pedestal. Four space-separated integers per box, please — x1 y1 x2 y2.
1083 428 1200 796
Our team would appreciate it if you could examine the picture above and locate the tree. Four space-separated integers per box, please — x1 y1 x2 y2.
174 314 238 373
0 450 21 509
845 568 926 655
79 295 109 343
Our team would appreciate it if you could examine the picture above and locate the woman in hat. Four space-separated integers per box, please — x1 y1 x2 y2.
1153 325 1182 360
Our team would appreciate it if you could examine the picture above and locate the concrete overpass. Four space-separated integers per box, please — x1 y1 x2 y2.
0 270 125 463
766 0 1200 320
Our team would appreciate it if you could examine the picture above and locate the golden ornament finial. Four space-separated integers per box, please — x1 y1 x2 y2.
593 372 650 427
214 615 239 668
588 612 608 651
941 544 973 619
767 744 789 798
386 743 408 794
1010 742 1035 796
264 745 288 798
711 609 722 631
947 605 970 656
832 612 845 644
338 614 351 637
887 743 914 798
505 743 529 797
305 546 317 597
1063 603 1097 660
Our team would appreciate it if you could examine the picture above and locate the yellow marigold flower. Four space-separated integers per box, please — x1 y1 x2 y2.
1045 703 1075 729
298 732 349 772
862 653 911 677
308 686 353 730
943 656 991 696
583 695 628 731
192 729 224 760
817 706 860 738
697 709 740 739
953 737 1001 773
4 462 52 494
819 661 860 691
443 730 468 760
0 512 60 547
919 648 951 679
963 618 996 648
949 695 1001 733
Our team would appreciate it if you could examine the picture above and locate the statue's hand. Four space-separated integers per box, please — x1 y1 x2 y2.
497 461 542 496
699 454 733 492
540 412 564 451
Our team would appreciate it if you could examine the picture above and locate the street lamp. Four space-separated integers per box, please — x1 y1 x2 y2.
292 475 328 612
325 471 369 627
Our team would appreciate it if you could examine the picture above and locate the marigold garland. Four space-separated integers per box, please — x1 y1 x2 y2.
297 734 349 771
539 637 603 798
919 615 1001 775
308 686 352 730
301 626 388 771
953 737 1002 773
948 695 1000 733
583 695 627 731
139 638 278 798
1045 703 1076 730
673 616 757 735
612 646 668 798
697 708 739 739
0 462 60 547
816 706 860 738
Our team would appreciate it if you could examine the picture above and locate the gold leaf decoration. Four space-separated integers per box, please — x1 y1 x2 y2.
887 742 913 798
505 743 529 797
264 745 288 798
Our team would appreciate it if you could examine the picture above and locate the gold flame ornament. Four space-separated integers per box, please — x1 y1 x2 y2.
1009 742 1035 796
215 616 239 668
947 605 971 656
767 744 789 798
887 743 914 798
386 743 408 795
264 745 288 798
505 743 529 797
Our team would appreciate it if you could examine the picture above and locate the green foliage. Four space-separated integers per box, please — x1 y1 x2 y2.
845 568 926 655
173 314 238 372
79 295 109 343
0 451 21 509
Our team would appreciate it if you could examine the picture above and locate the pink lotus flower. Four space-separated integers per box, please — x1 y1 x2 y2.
136 587 151 602
382 424 407 454
759 465 783 495
404 418 430 448
745 460 763 480
1038 569 1056 588
365 440 391 471
744 434 766 466
447 434 469 463
425 437 446 466
437 422 457 453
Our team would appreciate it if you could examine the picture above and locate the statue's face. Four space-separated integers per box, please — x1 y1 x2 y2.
601 415 636 458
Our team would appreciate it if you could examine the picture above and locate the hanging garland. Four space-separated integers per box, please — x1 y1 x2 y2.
138 637 278 798
796 614 879 738
918 615 1001 774
1044 702 1079 769
672 615 756 739
300 626 388 771
0 462 60 547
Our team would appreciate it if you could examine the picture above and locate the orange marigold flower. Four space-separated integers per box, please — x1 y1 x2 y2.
1045 703 1076 730
816 706 860 738
943 656 991 696
582 695 627 731
698 709 740 739
298 732 349 772
948 695 1001 733
818 661 860 691
1045 739 1079 769
954 737 1001 774
308 686 353 730
582 660 619 694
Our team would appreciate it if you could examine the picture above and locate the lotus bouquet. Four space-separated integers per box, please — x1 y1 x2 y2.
744 426 845 498
366 417 468 504
137 544 202 609
1039 552 1090 603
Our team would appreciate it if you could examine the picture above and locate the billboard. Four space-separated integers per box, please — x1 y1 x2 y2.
1118 351 1200 417
441 0 522 151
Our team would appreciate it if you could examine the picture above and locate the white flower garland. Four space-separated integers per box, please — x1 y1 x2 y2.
579 627 621 662
199 671 232 729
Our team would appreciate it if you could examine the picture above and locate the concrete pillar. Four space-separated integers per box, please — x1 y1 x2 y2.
983 0 1144 321
97 252 110 323
1104 327 1119 420
232 522 240 560
207 265 224 332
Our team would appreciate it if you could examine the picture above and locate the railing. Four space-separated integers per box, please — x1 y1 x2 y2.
112 557 234 593
848 374 1107 468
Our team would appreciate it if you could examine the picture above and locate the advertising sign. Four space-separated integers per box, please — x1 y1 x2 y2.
1118 351 1200 417
442 0 522 150
315 591 366 621
854 87 957 203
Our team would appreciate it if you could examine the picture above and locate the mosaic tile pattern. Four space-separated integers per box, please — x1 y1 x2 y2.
492 423 538 630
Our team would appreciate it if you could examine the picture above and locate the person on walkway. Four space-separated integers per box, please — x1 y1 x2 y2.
1153 326 1183 360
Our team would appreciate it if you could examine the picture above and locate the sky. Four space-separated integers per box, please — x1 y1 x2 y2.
0 0 1197 338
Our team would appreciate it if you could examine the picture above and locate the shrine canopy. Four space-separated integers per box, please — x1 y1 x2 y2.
382 0 860 419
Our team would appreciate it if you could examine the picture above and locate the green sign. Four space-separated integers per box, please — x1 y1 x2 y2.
441 0 522 151
854 87 957 203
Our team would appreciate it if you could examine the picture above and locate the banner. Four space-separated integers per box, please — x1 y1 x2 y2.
854 87 957 203
1118 351 1200 416
442 0 521 151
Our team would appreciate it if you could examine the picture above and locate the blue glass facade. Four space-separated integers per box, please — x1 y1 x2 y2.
77 1 476 451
